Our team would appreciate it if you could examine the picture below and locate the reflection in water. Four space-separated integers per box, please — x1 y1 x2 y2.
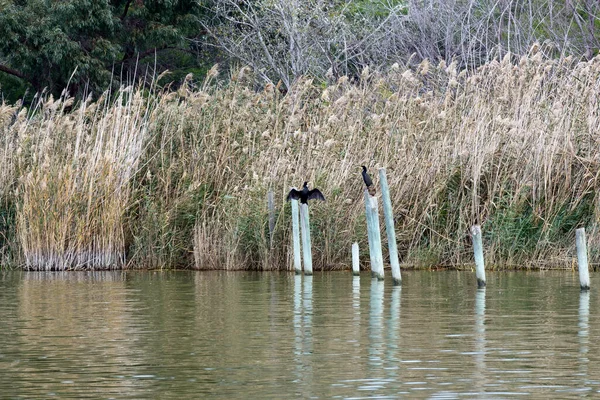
20 271 126 282
369 280 384 366
294 274 302 349
1 270 599 398
9 271 144 398
387 286 401 380
293 275 313 397
352 276 360 316
579 290 590 385
293 275 313 355
303 275 313 336
366 279 385 392
293 274 302 385
474 288 486 395
352 276 361 345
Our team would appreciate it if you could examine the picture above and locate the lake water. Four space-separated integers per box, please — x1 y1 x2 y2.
0 270 597 398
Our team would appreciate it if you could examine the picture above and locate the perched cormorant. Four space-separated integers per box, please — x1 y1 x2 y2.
286 182 325 204
361 166 376 196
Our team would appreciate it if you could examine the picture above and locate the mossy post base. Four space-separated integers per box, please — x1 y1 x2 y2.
378 168 401 285
364 190 384 280
291 197 302 274
300 203 313 275
352 242 360 276
576 228 590 291
471 225 486 288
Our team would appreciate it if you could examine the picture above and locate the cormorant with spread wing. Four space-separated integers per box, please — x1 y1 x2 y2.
286 182 325 204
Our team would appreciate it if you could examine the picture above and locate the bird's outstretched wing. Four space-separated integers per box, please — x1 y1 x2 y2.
307 188 325 201
286 188 301 201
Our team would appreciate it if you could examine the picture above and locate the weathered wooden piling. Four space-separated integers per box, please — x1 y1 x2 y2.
291 197 302 274
378 168 401 285
576 228 590 290
471 225 486 288
364 190 384 280
352 242 360 275
268 190 275 246
299 203 313 275
364 191 376 278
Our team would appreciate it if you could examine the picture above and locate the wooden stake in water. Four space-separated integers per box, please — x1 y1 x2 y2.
576 228 591 291
268 190 275 247
352 242 360 276
291 197 302 274
300 203 313 275
364 190 384 280
471 225 486 288
378 168 401 285
364 192 376 278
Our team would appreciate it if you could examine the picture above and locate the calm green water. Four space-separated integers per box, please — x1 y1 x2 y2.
0 270 597 398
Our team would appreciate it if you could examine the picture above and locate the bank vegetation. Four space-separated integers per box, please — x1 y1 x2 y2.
1 51 600 270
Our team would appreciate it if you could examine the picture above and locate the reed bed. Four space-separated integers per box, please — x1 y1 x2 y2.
1 51 600 270
5 89 150 270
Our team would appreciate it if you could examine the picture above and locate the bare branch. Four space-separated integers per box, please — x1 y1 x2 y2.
0 63 26 80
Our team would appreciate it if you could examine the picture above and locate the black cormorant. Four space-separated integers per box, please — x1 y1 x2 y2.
361 166 376 196
286 182 325 204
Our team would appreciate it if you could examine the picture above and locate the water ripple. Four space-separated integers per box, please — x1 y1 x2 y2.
0 270 597 398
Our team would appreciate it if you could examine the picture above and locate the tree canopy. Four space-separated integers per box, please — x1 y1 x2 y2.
1 0 600 102
0 0 205 101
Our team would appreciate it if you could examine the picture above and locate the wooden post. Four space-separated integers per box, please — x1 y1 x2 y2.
471 225 486 288
300 203 313 275
268 190 275 247
576 228 590 290
291 197 302 274
378 168 401 285
364 191 376 278
352 242 360 276
364 190 384 280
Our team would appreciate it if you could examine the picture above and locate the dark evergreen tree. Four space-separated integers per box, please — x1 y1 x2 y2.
0 0 207 101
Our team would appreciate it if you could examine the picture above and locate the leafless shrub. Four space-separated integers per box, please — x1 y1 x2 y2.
200 0 600 86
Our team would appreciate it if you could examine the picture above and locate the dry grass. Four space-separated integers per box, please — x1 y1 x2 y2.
1 51 600 270
5 89 150 270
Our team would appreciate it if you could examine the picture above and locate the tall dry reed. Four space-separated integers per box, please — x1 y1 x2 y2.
1 50 600 270
6 89 150 270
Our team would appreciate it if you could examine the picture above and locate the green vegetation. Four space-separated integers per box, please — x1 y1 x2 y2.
4 1 600 103
1 54 599 270
0 0 205 101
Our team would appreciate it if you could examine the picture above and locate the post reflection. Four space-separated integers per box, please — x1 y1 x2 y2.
386 286 401 379
293 275 313 396
352 276 361 327
388 286 401 340
303 275 313 340
474 288 486 393
369 279 384 368
293 274 302 355
578 290 590 382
